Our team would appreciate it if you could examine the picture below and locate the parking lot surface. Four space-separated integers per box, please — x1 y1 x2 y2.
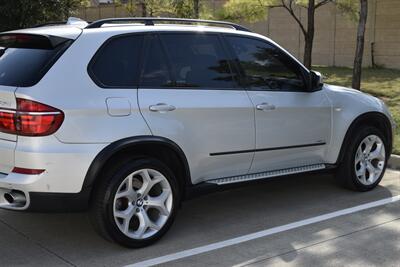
0 169 399 267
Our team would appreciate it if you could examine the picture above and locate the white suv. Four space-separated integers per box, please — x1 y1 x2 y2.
0 17 395 247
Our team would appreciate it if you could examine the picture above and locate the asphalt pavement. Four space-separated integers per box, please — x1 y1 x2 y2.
0 169 399 267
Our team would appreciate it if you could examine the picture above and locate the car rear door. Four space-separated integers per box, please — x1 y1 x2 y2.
138 33 255 184
225 35 331 173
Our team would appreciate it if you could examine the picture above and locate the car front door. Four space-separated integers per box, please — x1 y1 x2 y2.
225 35 332 173
138 33 255 184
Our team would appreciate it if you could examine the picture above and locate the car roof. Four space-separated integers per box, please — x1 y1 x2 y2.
1 17 257 41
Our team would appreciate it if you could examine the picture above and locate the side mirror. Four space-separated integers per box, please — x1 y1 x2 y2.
310 70 323 91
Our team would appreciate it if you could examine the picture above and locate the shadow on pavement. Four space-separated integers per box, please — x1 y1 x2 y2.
0 171 397 267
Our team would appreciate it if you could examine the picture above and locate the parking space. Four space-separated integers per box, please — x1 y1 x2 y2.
0 169 399 267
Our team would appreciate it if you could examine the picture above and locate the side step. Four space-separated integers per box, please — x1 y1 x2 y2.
207 164 326 185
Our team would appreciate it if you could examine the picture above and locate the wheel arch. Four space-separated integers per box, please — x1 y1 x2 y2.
83 136 192 197
336 111 393 165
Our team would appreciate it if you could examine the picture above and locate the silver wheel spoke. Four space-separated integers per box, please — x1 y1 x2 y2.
114 205 135 220
355 147 363 164
145 189 171 216
368 143 385 161
360 173 367 184
115 205 136 234
137 170 163 196
116 176 137 200
135 209 160 238
356 162 366 177
366 161 377 182
135 212 148 238
364 136 376 154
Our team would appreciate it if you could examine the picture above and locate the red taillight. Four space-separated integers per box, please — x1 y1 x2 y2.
0 111 16 134
0 98 64 136
12 167 45 175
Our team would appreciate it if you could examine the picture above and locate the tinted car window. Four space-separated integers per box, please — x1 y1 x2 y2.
0 42 70 87
160 33 236 89
90 35 143 88
140 35 172 87
226 36 305 91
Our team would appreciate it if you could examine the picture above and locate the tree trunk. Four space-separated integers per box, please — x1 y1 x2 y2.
193 0 200 19
303 0 315 70
140 1 147 17
352 0 368 90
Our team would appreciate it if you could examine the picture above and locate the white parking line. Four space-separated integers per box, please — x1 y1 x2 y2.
126 195 400 267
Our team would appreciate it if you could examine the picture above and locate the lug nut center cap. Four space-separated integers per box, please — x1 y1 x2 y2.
136 198 144 207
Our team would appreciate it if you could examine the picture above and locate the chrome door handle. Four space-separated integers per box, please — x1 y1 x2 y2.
256 103 276 111
149 103 176 113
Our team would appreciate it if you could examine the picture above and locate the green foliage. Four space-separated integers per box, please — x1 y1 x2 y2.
173 0 197 18
143 0 176 16
220 0 359 23
219 0 275 22
116 0 213 19
115 0 137 16
0 0 87 32
335 0 359 21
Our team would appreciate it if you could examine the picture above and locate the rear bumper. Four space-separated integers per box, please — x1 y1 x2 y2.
0 187 91 212
28 189 91 212
0 136 107 211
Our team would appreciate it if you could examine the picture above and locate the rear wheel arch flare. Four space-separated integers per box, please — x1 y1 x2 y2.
83 136 191 196
337 112 393 165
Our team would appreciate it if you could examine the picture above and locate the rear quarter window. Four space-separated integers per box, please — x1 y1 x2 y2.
89 34 144 88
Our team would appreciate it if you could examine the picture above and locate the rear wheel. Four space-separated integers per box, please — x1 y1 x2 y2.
336 126 388 191
90 158 179 248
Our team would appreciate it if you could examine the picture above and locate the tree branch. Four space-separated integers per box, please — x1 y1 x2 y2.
315 0 331 9
268 5 285 8
281 0 307 36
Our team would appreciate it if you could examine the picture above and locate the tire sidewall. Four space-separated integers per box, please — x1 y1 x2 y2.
100 158 179 248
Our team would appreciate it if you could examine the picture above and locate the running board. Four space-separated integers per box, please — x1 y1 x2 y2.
207 164 326 185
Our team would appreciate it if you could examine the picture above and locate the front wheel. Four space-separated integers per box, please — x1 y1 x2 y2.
90 158 179 248
336 126 388 191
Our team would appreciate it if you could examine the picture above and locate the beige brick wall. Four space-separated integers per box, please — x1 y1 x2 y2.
77 0 400 69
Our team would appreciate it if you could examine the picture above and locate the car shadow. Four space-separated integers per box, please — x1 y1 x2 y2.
0 171 397 267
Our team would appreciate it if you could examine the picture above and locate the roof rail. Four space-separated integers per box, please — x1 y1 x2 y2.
85 17 252 32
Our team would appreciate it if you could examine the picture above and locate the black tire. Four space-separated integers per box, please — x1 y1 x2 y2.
89 157 180 248
336 126 388 191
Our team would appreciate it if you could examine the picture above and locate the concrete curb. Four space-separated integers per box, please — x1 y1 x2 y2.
388 154 400 170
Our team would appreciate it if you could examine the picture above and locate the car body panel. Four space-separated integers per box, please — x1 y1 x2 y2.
0 138 15 174
323 84 394 163
247 89 331 173
0 135 106 194
138 88 255 184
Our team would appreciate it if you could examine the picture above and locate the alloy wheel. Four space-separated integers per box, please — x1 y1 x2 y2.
113 168 173 239
354 135 386 185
